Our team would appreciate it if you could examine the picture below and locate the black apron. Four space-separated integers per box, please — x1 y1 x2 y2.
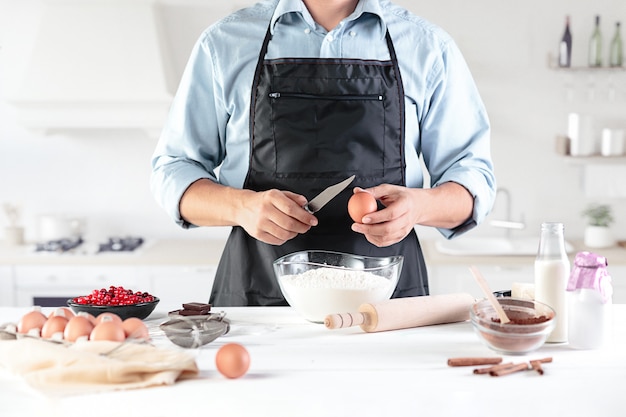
210 20 428 306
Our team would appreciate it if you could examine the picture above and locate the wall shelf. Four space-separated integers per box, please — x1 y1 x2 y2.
560 155 626 164
549 64 626 73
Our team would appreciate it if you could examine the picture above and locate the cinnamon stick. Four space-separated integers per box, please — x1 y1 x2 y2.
530 357 553 364
529 357 552 375
447 357 503 367
489 362 529 377
530 361 544 375
473 362 515 374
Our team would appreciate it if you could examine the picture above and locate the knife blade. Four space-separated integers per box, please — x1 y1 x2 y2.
304 175 356 214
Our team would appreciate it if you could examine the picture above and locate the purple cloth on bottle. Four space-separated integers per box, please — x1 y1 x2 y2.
567 251 613 303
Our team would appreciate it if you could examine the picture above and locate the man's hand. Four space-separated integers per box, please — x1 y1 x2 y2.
350 182 473 247
179 179 318 245
236 189 318 245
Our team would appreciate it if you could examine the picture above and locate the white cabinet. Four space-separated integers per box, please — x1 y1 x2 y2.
0 266 14 306
3 239 225 308
145 265 217 312
11 263 218 310
13 265 147 307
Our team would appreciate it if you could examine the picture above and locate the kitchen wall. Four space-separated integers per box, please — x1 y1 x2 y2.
1 0 625 245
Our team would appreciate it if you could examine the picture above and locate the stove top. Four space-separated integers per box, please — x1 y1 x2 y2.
33 236 145 254
97 237 144 253
35 237 84 253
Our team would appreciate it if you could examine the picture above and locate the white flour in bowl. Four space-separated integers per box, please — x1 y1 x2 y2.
278 267 395 322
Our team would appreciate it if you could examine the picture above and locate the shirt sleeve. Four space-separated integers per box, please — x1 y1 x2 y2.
418 39 496 239
150 33 227 228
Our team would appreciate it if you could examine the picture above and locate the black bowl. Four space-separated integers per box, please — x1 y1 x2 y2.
67 297 160 321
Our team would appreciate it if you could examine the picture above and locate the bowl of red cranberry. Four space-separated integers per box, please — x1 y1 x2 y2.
67 285 160 320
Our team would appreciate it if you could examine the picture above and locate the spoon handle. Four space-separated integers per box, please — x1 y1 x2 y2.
469 265 511 324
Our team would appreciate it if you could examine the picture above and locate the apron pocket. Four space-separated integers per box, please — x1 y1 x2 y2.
269 92 386 176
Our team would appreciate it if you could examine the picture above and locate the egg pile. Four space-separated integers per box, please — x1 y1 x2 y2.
15 307 150 342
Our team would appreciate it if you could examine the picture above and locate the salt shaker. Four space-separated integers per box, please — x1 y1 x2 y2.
567 252 613 349
534 222 570 343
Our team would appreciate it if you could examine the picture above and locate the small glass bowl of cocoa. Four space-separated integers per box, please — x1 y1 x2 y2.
470 297 556 355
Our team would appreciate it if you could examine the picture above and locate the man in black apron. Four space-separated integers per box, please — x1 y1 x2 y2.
211 20 426 306
152 1 491 307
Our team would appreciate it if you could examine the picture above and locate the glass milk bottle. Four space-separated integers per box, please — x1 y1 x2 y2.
567 252 613 349
534 222 570 343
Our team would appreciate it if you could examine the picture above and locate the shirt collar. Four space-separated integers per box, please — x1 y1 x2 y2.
270 0 387 36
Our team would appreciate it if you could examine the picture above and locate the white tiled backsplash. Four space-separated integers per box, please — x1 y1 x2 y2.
584 165 626 198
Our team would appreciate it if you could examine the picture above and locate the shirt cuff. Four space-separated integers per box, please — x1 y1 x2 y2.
151 161 216 229
434 169 496 239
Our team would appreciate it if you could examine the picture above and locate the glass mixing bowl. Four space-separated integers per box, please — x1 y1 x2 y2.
470 297 556 355
273 250 403 323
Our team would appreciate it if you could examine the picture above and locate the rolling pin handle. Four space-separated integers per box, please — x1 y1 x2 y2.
324 312 366 329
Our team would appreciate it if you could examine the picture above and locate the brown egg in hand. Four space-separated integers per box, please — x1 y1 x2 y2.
348 191 378 223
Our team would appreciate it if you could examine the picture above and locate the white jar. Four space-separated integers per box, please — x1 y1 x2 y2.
567 252 613 350
568 289 612 349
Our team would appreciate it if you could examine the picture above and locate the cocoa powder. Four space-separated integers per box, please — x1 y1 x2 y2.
491 315 550 325
478 313 553 353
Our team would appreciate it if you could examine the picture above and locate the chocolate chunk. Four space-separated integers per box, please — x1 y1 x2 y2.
178 308 211 316
182 302 212 311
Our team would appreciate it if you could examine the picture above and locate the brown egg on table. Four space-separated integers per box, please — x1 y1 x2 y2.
94 312 123 325
17 310 48 335
64 315 95 342
48 307 75 319
41 315 69 339
122 317 150 340
215 343 251 379
90 321 126 342
348 191 378 223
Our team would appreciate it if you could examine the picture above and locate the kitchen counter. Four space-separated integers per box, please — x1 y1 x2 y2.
1 305 624 417
0 239 227 266
3 238 625 267
422 239 626 266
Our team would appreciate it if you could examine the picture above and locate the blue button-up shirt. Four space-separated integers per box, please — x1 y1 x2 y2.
151 0 496 238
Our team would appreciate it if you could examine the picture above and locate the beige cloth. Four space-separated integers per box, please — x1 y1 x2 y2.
0 338 199 396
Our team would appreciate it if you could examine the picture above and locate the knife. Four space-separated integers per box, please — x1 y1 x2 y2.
304 175 356 214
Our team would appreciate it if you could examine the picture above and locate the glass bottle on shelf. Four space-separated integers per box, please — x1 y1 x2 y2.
559 15 573 67
609 21 623 67
588 15 603 67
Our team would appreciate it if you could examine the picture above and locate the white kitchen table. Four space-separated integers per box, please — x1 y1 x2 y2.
1 305 624 417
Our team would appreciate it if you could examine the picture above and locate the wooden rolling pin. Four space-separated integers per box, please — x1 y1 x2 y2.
324 293 475 333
